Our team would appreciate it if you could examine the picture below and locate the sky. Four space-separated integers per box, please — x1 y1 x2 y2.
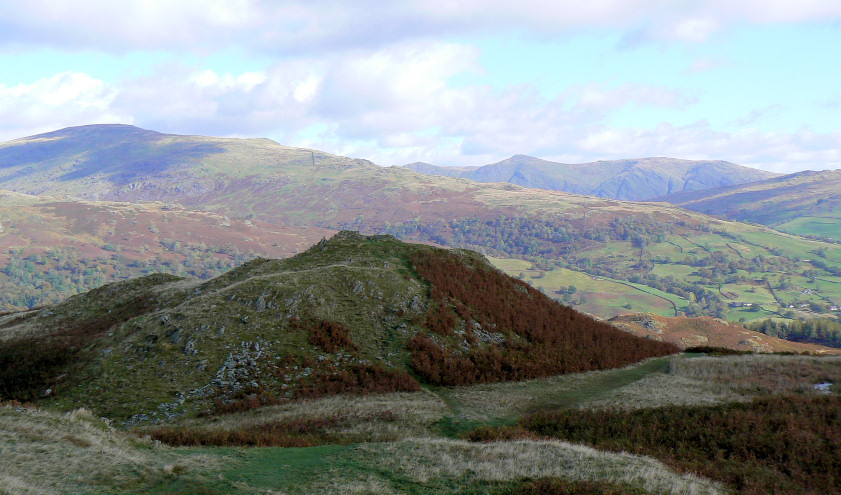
1 1 840 173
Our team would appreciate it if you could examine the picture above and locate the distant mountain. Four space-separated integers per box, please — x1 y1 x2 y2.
405 155 778 201
0 232 677 423
0 124 747 231
4 125 841 324
658 169 841 240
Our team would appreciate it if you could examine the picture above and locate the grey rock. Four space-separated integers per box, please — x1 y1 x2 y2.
255 295 267 312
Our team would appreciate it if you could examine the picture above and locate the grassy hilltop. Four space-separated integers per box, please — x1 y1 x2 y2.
0 232 676 424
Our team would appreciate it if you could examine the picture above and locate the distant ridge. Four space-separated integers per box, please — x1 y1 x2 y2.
405 155 778 201
657 168 841 239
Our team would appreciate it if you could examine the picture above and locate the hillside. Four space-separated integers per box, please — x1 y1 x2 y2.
609 313 841 354
3 125 841 325
659 169 841 240
406 155 777 201
0 190 332 311
0 232 677 424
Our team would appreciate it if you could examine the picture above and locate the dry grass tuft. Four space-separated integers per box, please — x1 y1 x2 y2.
152 390 450 444
305 475 400 495
581 354 841 410
0 404 219 494
369 438 724 494
669 354 841 395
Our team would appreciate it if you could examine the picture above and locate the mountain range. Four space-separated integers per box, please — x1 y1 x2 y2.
1 124 840 326
405 155 777 201
2 125 841 494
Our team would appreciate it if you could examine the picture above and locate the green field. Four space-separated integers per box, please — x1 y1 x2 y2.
776 215 841 240
490 257 683 317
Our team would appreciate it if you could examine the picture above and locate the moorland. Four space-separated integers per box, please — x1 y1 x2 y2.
0 125 840 494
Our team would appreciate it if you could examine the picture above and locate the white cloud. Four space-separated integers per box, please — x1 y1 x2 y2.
3 1 841 53
3 40 839 174
564 83 695 113
733 105 785 127
562 123 841 173
670 18 721 42
0 72 131 141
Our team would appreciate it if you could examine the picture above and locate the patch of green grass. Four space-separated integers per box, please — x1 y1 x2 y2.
775 215 841 240
489 258 683 318
517 357 671 413
433 357 673 426
726 306 779 323
649 263 696 278
435 415 512 438
222 445 354 490
719 283 776 304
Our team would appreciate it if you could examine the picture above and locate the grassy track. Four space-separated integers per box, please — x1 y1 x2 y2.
430 357 673 437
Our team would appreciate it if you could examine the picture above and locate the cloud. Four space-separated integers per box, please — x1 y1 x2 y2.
110 59 323 138
0 72 131 141
564 83 695 113
3 39 839 174
819 96 841 109
733 105 785 127
3 1 841 53
563 122 841 173
0 0 255 51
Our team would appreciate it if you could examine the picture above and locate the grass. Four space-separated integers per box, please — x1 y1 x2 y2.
667 354 841 396
2 403 723 494
489 258 680 317
0 404 221 494
145 353 841 446
436 358 672 427
725 305 779 323
144 391 450 445
776 215 841 239
495 395 841 494
6 352 841 493
584 354 841 411
368 438 723 494
648 264 696 279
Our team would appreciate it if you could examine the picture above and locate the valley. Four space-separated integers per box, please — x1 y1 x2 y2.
1 126 840 495
2 125 841 327
7 4 841 494
659 169 841 242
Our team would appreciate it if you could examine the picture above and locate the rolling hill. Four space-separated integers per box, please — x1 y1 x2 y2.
658 169 841 240
609 313 840 354
2 124 841 325
0 190 332 311
2 127 840 495
0 232 677 424
406 155 777 201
